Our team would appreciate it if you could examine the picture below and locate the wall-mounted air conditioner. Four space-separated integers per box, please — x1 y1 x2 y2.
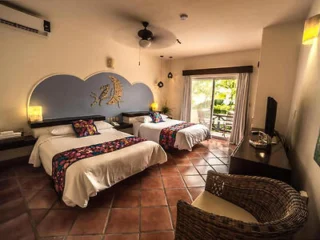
0 4 50 37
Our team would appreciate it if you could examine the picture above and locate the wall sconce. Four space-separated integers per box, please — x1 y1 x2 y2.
107 57 114 68
167 56 173 79
150 102 158 111
28 106 43 122
157 55 164 88
302 14 320 45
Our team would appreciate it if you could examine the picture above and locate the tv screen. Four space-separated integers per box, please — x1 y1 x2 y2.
264 97 277 137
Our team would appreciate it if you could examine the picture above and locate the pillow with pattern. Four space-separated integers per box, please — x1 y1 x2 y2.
72 119 100 138
149 111 164 123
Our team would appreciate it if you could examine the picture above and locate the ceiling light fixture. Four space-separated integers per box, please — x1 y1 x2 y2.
139 39 151 48
180 13 188 20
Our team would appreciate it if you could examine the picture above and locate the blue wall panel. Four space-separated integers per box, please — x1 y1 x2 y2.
29 72 154 120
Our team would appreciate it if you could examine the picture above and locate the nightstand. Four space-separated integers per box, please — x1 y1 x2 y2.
114 123 133 135
0 135 37 151
0 135 37 166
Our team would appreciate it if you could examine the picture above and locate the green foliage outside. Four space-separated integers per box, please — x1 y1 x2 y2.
192 79 237 114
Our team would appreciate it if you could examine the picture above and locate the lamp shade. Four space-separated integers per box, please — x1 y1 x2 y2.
302 14 320 45
150 102 158 111
139 39 151 48
28 106 43 122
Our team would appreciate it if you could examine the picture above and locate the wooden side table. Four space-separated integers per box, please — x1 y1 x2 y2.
114 123 133 135
230 133 291 184
0 135 37 167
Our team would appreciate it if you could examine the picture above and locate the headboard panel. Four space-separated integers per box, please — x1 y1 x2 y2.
28 72 154 122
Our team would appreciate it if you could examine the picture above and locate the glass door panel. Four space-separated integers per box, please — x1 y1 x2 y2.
211 79 237 139
190 77 237 140
190 79 214 129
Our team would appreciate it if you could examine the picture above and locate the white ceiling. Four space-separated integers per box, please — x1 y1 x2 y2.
10 0 313 58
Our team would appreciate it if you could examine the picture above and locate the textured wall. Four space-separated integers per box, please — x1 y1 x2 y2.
252 22 303 135
29 72 154 121
0 1 164 134
287 0 320 238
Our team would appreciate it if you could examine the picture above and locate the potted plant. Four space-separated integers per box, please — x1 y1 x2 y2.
161 101 172 115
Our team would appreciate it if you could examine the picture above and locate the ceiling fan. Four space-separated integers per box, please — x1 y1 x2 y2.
113 20 178 49
137 21 153 48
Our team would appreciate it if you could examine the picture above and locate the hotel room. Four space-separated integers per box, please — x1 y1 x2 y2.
0 0 319 239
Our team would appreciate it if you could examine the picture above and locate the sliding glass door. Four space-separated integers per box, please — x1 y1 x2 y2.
190 76 237 139
190 79 214 130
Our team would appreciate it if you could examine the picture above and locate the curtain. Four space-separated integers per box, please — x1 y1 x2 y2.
229 73 250 145
180 76 192 121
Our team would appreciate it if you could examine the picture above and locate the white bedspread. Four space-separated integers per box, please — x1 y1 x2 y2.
133 119 211 151
29 128 167 207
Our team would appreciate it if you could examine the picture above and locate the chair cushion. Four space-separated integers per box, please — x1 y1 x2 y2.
192 191 258 223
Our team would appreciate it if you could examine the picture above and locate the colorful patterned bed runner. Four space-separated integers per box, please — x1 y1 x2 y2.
159 122 196 150
52 136 146 195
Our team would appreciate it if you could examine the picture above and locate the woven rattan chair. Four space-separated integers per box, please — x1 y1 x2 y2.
175 171 308 240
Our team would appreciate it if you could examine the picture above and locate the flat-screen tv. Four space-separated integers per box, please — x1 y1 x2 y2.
264 97 277 137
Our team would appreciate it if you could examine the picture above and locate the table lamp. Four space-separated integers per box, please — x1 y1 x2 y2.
28 106 43 122
150 102 158 111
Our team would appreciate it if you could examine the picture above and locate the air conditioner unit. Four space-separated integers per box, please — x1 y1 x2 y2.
0 4 50 37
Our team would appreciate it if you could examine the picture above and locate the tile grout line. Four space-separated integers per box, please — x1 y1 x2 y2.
14 172 43 240
159 166 175 232
102 192 116 238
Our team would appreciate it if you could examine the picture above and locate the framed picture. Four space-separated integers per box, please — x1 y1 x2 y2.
314 128 320 166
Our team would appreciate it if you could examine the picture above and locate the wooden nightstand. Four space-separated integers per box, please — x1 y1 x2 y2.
0 135 37 167
114 123 133 135
0 135 37 151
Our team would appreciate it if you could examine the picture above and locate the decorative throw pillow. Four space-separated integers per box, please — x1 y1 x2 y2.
149 112 164 123
72 119 100 138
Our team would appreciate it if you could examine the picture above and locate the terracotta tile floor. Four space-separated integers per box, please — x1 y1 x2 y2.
0 138 234 240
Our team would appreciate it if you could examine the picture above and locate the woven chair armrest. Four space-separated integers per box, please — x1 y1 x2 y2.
205 171 274 198
175 200 302 240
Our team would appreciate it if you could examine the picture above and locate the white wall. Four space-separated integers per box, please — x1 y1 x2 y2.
287 0 320 238
164 49 260 127
253 22 304 135
0 2 163 133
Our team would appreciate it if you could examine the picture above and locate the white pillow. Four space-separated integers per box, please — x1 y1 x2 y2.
94 121 113 130
31 127 53 138
51 125 74 136
136 116 152 123
161 114 169 119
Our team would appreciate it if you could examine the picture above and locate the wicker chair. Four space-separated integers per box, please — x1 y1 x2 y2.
175 171 308 240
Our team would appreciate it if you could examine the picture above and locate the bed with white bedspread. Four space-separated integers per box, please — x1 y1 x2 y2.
29 127 167 207
133 118 211 151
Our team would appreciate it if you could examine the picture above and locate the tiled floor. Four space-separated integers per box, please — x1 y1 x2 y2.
0 138 234 240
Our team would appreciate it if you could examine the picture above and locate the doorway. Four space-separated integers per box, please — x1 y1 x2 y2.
190 76 237 139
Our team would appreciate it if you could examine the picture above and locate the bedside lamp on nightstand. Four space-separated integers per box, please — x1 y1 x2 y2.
28 106 43 122
150 102 158 111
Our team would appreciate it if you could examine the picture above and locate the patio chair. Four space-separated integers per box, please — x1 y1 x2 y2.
175 171 308 240
197 109 210 128
222 111 234 137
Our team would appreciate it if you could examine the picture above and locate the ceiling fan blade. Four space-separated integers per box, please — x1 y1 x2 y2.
112 25 141 48
148 28 177 49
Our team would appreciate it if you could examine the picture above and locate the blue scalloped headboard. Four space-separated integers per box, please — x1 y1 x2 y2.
28 72 154 121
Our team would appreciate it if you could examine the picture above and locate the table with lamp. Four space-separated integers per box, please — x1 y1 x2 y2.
0 106 42 166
